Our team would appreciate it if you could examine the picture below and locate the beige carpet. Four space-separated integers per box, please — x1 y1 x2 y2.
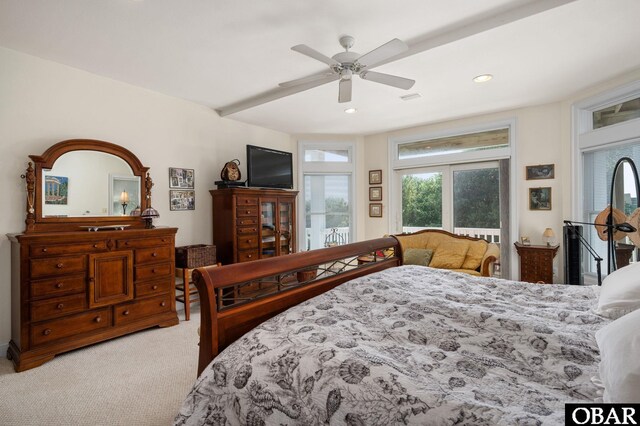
0 309 200 426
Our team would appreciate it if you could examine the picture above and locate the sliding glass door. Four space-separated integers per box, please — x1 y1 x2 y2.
396 162 501 244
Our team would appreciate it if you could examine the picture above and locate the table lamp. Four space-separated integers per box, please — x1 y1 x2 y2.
543 228 555 246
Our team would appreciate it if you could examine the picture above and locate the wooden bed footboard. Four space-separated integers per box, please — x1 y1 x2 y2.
192 237 400 376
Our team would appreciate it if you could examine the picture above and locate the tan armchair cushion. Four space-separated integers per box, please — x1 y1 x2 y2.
430 240 470 269
461 239 489 271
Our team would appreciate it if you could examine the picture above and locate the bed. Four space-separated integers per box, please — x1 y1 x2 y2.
175 237 610 425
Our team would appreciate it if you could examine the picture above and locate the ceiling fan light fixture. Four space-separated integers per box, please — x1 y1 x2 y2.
340 69 353 80
473 74 493 83
344 108 357 114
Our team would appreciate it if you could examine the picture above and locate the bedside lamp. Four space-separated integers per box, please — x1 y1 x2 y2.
543 228 555 246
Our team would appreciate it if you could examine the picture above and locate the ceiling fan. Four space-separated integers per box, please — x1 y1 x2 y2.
279 35 415 103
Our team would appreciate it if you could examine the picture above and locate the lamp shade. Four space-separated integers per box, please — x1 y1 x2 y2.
141 207 159 219
543 228 555 238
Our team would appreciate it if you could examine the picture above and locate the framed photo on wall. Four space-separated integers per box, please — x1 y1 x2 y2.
529 187 552 210
369 203 383 217
170 190 195 211
526 164 554 180
369 186 382 201
169 167 195 189
369 169 382 185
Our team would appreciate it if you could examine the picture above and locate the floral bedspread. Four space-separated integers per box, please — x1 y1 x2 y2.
175 266 606 425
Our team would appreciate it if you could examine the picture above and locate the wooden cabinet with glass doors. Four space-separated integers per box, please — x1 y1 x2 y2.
210 188 298 265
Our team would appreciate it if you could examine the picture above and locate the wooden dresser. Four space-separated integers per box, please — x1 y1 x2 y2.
514 242 559 284
211 188 298 264
8 227 178 371
8 139 179 371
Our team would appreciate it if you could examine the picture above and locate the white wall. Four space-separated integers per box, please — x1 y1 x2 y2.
0 47 293 351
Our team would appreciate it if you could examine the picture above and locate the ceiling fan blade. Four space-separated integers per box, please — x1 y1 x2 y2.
338 78 352 103
356 38 408 69
360 70 415 90
279 71 336 88
291 44 340 67
217 74 339 117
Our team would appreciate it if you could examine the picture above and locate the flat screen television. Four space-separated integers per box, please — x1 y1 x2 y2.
246 145 294 189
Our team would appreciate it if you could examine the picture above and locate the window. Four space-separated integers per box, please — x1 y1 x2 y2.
398 128 508 160
298 142 356 251
574 80 640 281
391 122 514 277
396 163 501 244
593 96 640 129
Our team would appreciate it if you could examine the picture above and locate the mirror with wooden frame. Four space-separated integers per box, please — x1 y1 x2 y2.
23 139 153 233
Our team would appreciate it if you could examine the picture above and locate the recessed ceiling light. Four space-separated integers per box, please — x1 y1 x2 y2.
344 108 357 114
473 74 493 83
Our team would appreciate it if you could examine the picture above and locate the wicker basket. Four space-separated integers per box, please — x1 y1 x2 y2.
175 244 216 269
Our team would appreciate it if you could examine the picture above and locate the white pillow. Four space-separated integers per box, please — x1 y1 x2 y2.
595 307 640 403
597 261 640 319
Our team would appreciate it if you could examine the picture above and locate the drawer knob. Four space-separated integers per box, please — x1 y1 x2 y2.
162 239 166 242
160 301 166 307
123 310 130 316
152 285 158 290
246 210 251 214
42 248 48 252
151 269 156 274
95 316 102 323
56 263 63 268
93 244 98 248
55 283 63 289
56 303 64 310
247 254 252 259
125 242 130 245
152 252 158 257
43 329 52 336
247 239 252 243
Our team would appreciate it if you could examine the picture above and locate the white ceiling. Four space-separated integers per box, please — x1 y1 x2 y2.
1 0 640 135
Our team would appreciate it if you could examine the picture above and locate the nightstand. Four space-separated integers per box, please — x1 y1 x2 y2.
514 242 559 284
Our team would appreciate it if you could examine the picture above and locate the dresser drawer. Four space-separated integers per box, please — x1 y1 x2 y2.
30 241 107 257
237 226 258 235
31 293 88 322
237 250 258 263
236 196 258 206
236 217 258 227
135 262 172 281
136 277 172 298
236 207 259 217
116 237 172 249
134 246 172 265
30 256 86 279
114 294 172 326
31 308 111 346
237 235 259 250
31 275 86 299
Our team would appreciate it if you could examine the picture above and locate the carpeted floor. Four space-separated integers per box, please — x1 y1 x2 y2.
0 309 200 426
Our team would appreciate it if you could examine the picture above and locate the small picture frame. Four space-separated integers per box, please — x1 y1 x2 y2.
529 187 552 210
369 169 382 185
369 186 382 201
520 236 531 246
169 167 195 189
369 203 383 218
526 164 554 180
170 190 195 211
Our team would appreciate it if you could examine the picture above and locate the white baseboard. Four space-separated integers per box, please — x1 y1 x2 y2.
0 341 8 358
